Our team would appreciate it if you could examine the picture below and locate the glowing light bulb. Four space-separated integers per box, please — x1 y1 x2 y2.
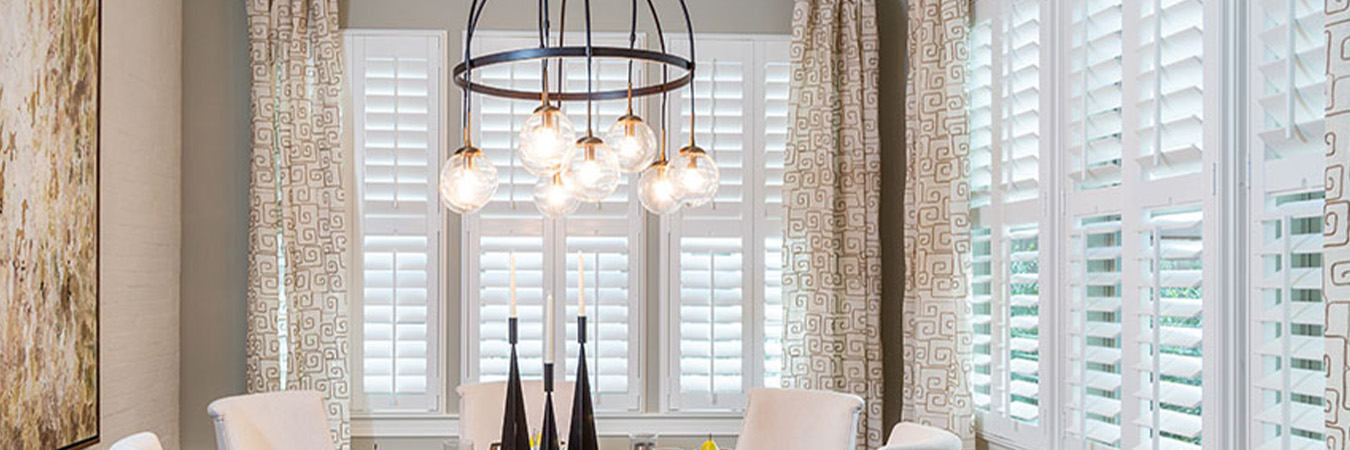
638 160 683 215
533 174 580 217
667 145 719 208
605 114 658 173
561 136 621 202
518 105 577 175
439 146 499 214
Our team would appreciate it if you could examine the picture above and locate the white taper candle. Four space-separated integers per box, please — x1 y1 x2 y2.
509 251 517 318
577 251 586 317
545 292 555 363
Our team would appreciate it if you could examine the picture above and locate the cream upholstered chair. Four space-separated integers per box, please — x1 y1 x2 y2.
109 432 163 450
735 388 865 450
878 422 962 450
457 380 576 450
207 390 334 450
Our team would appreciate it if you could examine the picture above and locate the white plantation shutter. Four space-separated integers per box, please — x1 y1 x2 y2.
1248 1 1326 447
1066 214 1124 447
968 15 996 414
759 42 790 390
465 32 642 411
663 36 789 411
969 1 1048 443
1061 0 1220 447
1066 0 1124 191
347 31 444 413
667 38 754 410
560 45 644 410
1136 208 1206 447
1249 192 1325 450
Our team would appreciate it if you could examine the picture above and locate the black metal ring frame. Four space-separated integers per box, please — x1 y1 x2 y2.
451 46 694 102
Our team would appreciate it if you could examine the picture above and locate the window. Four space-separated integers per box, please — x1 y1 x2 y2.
1062 0 1218 446
1246 0 1326 447
662 35 791 412
975 0 1324 448
346 30 447 413
967 0 1048 445
463 32 644 412
447 32 789 417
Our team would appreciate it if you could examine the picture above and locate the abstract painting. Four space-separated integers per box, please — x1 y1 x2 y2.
0 0 101 449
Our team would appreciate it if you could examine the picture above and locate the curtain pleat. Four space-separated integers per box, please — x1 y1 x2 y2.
1325 1 1350 446
781 0 884 449
245 0 351 448
902 0 975 448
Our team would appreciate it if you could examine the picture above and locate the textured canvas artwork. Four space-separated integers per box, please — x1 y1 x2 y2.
0 0 101 449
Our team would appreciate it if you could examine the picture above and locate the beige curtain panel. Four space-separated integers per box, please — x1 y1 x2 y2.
903 0 975 448
1326 1 1350 446
244 0 351 448
780 0 884 449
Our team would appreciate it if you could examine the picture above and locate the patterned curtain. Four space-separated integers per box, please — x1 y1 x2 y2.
244 0 350 449
780 0 883 449
1327 1 1350 446
902 0 974 448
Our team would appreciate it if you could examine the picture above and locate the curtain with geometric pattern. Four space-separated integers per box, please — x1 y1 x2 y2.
780 0 884 449
1325 1 1350 446
244 0 351 449
902 0 975 448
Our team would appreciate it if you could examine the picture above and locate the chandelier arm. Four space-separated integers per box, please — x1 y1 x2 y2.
539 0 551 103
584 0 594 134
461 0 482 146
643 0 667 160
625 0 637 114
676 0 695 146
556 0 568 107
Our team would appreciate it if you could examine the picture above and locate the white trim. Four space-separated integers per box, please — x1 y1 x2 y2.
352 414 744 438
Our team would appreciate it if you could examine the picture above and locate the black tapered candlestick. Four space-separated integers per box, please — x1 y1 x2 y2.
567 315 599 450
539 363 561 450
500 318 531 450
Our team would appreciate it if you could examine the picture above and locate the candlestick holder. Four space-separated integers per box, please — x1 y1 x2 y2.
567 316 599 450
538 363 561 450
499 317 531 450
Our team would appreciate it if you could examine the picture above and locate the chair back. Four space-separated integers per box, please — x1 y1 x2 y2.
457 380 576 450
207 390 335 450
880 422 962 450
109 432 164 450
735 388 864 450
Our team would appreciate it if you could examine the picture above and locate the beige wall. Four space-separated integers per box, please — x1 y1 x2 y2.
100 0 183 448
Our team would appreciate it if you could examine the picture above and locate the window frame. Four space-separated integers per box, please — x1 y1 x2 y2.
345 28 452 417
347 29 792 438
974 1 1307 449
656 33 793 413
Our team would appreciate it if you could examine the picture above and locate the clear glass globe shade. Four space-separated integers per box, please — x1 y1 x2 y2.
561 137 622 202
518 106 577 176
605 115 658 173
637 162 683 215
533 175 580 218
668 147 720 208
439 147 499 214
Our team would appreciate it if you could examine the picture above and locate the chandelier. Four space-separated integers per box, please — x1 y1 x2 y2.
438 0 718 217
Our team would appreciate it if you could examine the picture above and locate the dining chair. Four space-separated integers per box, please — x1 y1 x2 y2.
456 380 576 450
877 422 962 450
109 432 164 450
207 390 334 450
734 388 865 450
